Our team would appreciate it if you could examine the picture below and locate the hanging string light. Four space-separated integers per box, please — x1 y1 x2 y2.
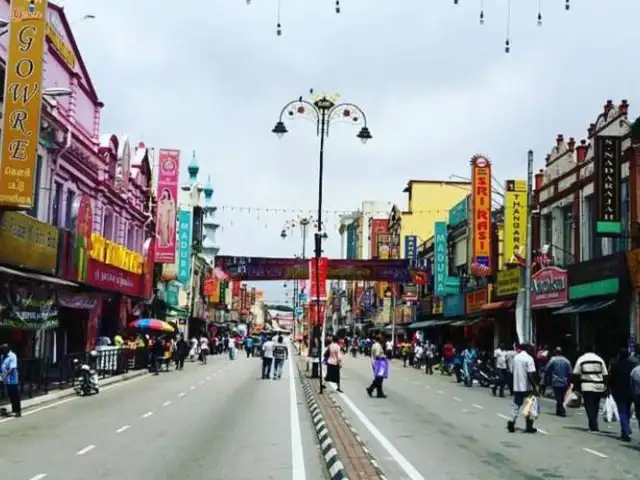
565 0 570 10
504 0 512 53
537 0 543 26
336 0 340 14
479 0 484 25
276 0 282 36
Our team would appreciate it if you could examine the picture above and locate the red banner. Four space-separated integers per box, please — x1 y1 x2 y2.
204 278 216 296
155 149 180 263
307 300 326 326
143 238 155 300
86 259 145 297
370 219 388 258
232 280 240 299
309 257 328 299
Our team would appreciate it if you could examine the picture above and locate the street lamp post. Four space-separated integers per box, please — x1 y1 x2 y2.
273 91 372 394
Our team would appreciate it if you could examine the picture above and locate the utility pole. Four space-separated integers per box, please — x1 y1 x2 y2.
523 150 535 344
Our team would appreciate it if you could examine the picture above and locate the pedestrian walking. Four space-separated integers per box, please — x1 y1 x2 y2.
324 336 343 392
199 336 210 364
0 344 20 418
228 336 237 360
366 335 387 398
272 335 288 380
630 362 640 431
175 336 189 370
261 336 275 379
544 347 572 416
507 343 538 434
573 346 608 432
244 336 254 358
608 347 636 441
462 343 477 387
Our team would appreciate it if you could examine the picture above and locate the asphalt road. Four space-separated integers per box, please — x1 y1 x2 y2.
330 355 640 480
0 350 327 480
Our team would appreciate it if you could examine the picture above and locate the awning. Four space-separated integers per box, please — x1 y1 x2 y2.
166 306 189 317
450 318 484 327
409 319 451 329
0 265 78 287
552 299 616 315
481 300 515 311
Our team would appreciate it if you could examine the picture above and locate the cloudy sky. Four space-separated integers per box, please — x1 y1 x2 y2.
63 0 640 303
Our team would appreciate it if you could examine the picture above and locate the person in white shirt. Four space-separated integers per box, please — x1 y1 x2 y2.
228 335 237 360
573 346 608 432
261 336 275 379
492 343 509 398
508 344 538 434
199 336 209 364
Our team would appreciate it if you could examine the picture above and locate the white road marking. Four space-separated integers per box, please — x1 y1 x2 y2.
141 411 154 419
337 391 425 480
289 347 307 480
199 380 204 385
29 474 48 480
472 404 484 410
206 376 211 380
436 390 444 395
411 381 420 385
178 392 186 397
425 385 431 390
497 413 511 421
453 397 462 402
583 447 608 459
462 408 469 413
190 386 196 390
537 428 549 435
116 425 130 433
76 445 96 455
162 400 172 407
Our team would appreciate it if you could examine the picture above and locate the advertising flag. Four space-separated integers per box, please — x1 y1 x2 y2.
0 0 48 208
471 155 492 268
504 179 527 265
177 210 192 284
309 257 328 299
155 149 180 263
594 136 623 236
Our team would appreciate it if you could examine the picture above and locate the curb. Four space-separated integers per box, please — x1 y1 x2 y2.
327 391 388 480
296 362 347 480
19 369 151 412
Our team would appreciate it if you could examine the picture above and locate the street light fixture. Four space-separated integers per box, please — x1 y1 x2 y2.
272 90 371 394
43 87 73 98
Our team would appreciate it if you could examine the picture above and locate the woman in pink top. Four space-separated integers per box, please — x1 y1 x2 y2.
324 336 344 392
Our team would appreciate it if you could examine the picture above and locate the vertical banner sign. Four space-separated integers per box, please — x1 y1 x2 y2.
370 219 389 258
155 149 180 262
250 287 256 306
504 179 528 264
594 136 622 236
471 155 492 267
0 0 48 208
177 210 192 284
434 222 448 296
404 235 418 264
309 257 328 299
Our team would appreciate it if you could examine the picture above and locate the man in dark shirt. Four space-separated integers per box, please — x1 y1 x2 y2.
609 348 636 441
272 336 288 380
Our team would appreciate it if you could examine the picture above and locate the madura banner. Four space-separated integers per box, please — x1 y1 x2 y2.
215 256 421 282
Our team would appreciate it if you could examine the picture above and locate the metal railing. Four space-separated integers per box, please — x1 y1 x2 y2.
0 347 150 404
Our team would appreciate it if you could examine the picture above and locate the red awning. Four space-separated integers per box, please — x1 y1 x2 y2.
481 300 515 311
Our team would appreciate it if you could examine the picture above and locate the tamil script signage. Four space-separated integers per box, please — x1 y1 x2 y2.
495 268 520 297
471 155 492 268
466 288 488 314
531 267 568 309
0 211 59 274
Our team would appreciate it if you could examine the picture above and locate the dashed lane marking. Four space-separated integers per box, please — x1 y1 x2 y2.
497 413 511 421
141 411 154 419
76 445 96 456
453 397 462 402
190 386 196 390
178 392 186 397
116 425 130 433
162 400 172 407
472 404 484 410
583 448 608 459
29 474 48 480
436 390 444 395
199 380 204 385
425 385 431 390
537 428 549 435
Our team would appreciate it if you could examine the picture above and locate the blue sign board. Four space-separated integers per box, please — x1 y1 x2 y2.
448 196 468 227
444 294 465 317
346 223 356 260
166 281 180 307
434 222 448 296
404 235 418 262
177 210 193 284
363 288 373 311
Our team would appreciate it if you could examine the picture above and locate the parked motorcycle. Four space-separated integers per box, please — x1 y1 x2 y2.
472 360 500 388
73 352 100 396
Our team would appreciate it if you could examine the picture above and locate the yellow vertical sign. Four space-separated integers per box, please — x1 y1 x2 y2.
0 0 48 209
503 179 528 265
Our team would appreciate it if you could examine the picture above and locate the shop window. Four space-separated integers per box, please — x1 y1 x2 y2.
126 223 135 250
102 208 114 239
561 205 574 265
25 155 43 219
64 188 75 229
542 213 552 248
51 181 63 227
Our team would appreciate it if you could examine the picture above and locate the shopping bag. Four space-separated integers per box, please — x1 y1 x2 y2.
564 388 582 408
602 395 619 422
522 396 540 419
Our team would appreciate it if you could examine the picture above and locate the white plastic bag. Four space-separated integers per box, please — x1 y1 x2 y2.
564 387 582 408
603 395 619 423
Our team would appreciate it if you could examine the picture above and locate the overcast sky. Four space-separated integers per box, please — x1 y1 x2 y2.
64 0 640 303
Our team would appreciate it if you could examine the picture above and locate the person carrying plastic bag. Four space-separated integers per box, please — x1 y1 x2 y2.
507 343 539 434
608 348 635 441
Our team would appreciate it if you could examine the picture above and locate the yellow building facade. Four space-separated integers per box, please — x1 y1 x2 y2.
392 180 471 257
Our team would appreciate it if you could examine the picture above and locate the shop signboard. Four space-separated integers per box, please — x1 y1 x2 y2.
0 0 47 209
155 149 180 263
495 268 521 298
531 267 568 309
568 253 627 299
177 210 193 284
444 294 465 317
434 221 448 296
370 219 388 258
448 196 468 227
0 211 59 274
309 256 328 299
471 155 492 268
432 296 444 315
166 281 180 306
594 136 623 236
466 288 489 314
0 281 58 330
503 180 527 264
142 238 155 300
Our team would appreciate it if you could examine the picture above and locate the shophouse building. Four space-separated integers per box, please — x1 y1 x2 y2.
0 3 155 359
